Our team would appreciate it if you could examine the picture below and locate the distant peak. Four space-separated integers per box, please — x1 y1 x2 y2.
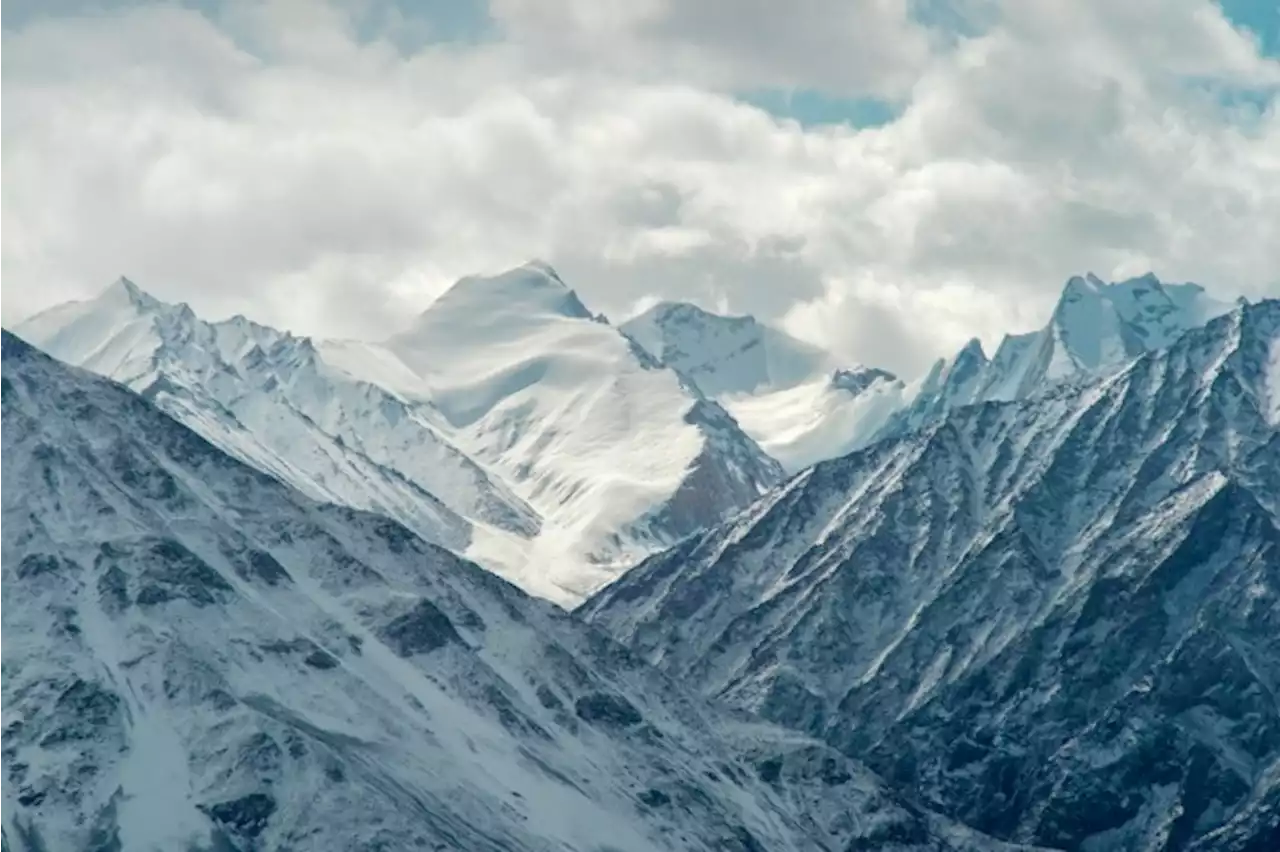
1061 271 1175 302
1120 271 1163 290
830 366 897 395
1062 274 1102 298
100 275 162 311
409 261 595 334
635 300 755 330
520 258 565 284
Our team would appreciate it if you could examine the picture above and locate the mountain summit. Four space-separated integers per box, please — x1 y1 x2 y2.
409 260 595 331
17 268 783 605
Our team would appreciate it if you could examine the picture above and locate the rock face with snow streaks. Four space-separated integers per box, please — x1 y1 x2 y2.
584 299 1280 851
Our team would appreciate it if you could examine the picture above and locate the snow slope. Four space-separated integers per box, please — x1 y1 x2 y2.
725 367 905 473
345 262 784 600
18 266 781 605
584 300 1280 850
0 330 1024 852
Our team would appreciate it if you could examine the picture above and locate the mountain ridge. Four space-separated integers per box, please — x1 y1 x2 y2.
16 265 784 605
582 298 1280 850
13 277 540 550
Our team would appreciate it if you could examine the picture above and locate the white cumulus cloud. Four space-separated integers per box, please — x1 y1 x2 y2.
2 0 1277 375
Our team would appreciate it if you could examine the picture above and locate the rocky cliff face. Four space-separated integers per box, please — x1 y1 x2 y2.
583 300 1280 850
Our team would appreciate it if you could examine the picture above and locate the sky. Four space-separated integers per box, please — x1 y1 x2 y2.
2 0 1279 376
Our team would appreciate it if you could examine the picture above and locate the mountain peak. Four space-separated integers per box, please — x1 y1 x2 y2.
643 300 752 326
621 301 835 397
955 336 988 363
418 262 593 330
1055 271 1170 310
1119 271 1163 290
520 257 564 283
100 275 162 311
829 365 898 395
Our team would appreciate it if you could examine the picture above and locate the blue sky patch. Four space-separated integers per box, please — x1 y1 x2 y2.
739 89 901 129
1218 0 1279 55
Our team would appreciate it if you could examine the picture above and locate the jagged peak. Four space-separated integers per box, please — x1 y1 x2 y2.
1117 271 1164 290
94 276 207 325
100 275 163 310
1062 273 1103 297
520 257 564 284
830 365 898 395
1056 271 1158 307
955 337 988 364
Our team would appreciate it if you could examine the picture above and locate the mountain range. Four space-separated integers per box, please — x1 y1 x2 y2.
4 260 1277 851
583 298 1280 850
1 329 1026 852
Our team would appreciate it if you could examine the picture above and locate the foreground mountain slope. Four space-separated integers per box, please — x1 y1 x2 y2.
329 262 783 600
583 300 1280 850
2 330 1018 852
14 278 539 554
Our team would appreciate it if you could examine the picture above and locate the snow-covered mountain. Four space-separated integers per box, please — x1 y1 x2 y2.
14 277 538 553
621 300 836 397
880 272 1239 443
619 299 911 473
327 262 783 600
623 274 1234 476
15 265 782 605
1 330 1024 852
583 299 1280 850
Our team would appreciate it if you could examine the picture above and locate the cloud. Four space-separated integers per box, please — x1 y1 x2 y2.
488 0 933 98
1 0 1277 376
